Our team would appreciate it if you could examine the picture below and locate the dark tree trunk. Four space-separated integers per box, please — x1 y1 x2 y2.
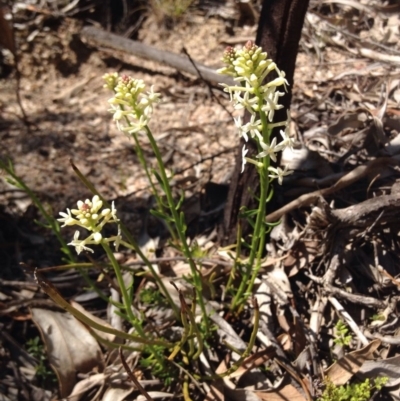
220 0 310 245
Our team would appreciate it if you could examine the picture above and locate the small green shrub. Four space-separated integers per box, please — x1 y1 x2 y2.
318 377 388 401
333 320 352 347
26 337 57 384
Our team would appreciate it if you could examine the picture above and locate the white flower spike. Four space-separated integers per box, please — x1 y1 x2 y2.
58 195 121 255
217 41 294 181
104 73 160 137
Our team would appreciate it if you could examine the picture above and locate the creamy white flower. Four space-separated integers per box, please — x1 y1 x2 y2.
58 208 76 227
112 108 124 121
267 165 293 185
275 128 295 152
120 115 148 135
261 90 284 122
110 201 118 220
243 114 262 141
233 89 259 114
68 231 94 255
104 74 159 138
93 232 103 243
256 137 279 162
234 116 249 142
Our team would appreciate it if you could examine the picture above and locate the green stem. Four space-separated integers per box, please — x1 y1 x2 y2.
230 106 271 311
102 242 140 329
145 126 210 335
246 157 269 294
102 242 167 368
127 126 177 242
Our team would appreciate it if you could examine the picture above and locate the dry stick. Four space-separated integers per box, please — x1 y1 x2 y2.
266 157 399 222
80 26 234 86
329 296 369 346
119 348 154 401
364 331 400 345
121 146 236 199
181 46 233 118
306 273 386 309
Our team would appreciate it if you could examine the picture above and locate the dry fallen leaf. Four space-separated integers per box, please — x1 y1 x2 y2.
68 373 105 401
31 308 104 398
325 339 381 386
71 300 117 344
357 354 400 387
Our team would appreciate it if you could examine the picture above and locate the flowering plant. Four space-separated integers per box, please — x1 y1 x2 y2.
218 41 294 308
103 72 210 333
0 41 295 391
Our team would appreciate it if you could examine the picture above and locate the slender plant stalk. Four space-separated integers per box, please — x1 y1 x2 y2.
124 114 178 241
103 242 168 368
145 126 210 334
230 109 271 310
102 243 138 326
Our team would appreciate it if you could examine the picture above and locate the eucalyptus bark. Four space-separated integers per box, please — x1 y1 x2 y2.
220 0 310 244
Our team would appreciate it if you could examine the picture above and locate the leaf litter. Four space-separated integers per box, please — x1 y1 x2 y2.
1 0 400 400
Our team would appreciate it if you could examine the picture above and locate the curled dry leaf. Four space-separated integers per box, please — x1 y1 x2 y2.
31 308 104 398
68 373 105 401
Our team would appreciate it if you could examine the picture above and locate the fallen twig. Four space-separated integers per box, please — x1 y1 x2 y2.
329 296 369 346
81 26 234 86
306 274 386 309
266 157 399 222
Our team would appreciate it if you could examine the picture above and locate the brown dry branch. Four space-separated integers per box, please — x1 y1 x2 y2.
81 26 234 86
266 157 399 222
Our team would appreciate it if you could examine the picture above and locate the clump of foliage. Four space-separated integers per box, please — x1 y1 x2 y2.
26 337 56 385
318 377 388 401
333 319 352 347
